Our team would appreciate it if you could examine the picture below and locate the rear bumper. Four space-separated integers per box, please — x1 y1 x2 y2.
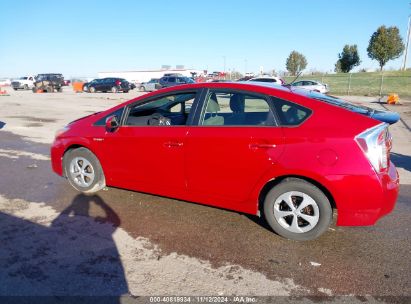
328 162 399 226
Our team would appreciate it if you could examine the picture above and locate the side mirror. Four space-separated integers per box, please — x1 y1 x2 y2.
105 115 119 132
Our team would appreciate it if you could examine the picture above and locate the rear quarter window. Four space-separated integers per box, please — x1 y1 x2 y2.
271 97 312 126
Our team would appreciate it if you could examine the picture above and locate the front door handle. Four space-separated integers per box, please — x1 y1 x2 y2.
249 143 277 150
164 141 183 148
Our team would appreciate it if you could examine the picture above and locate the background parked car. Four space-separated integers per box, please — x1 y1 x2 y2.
0 78 11 86
290 80 329 93
11 75 35 90
128 82 136 90
247 76 284 84
139 78 160 92
159 76 195 88
83 78 130 93
32 73 65 93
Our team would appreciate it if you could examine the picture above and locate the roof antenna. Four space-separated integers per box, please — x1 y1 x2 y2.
285 71 302 86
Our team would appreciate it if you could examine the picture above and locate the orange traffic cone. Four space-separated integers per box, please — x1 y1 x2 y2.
387 93 400 105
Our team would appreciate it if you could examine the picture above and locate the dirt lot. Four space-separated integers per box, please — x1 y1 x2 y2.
0 87 410 302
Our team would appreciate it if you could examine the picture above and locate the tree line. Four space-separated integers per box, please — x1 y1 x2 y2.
285 25 405 76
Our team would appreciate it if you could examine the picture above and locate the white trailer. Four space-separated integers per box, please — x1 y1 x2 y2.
97 69 205 84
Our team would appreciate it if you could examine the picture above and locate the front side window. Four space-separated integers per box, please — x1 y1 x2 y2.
94 108 124 126
125 92 196 126
199 90 275 126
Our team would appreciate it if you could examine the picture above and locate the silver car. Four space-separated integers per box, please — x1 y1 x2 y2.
291 80 329 94
139 78 160 92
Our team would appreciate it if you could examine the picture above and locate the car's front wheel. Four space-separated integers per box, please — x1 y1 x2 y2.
63 147 106 194
263 178 332 241
111 86 118 93
89 86 96 93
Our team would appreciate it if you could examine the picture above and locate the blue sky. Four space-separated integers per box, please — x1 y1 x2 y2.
0 0 409 78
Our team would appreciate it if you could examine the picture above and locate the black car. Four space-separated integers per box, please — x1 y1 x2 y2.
159 76 195 88
84 78 130 93
32 73 65 93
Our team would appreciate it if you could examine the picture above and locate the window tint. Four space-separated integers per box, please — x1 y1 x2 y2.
199 90 275 126
125 92 196 126
271 97 311 126
168 77 176 83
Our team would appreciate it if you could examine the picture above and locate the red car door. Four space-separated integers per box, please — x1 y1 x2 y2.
99 91 198 198
185 89 284 212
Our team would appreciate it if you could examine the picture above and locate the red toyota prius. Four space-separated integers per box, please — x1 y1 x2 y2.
51 82 399 240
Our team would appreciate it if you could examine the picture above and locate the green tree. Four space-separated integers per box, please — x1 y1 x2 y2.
335 44 361 73
334 60 342 73
367 26 405 71
286 51 307 76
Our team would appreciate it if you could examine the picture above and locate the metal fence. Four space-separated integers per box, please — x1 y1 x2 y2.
283 74 411 97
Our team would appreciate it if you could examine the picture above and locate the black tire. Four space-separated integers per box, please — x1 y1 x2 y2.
24 84 29 90
32 87 37 93
263 178 332 241
46 86 54 93
13 88 18 91
123 90 129 93
139 86 145 92
111 86 118 93
57 87 63 92
63 147 106 194
89 86 95 93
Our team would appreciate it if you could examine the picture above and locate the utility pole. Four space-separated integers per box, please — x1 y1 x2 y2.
402 15 411 70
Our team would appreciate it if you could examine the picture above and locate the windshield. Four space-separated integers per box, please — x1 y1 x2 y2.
19 77 28 80
309 92 371 114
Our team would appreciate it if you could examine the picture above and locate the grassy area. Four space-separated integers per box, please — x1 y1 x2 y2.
284 70 411 97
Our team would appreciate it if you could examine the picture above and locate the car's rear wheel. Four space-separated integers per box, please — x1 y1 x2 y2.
111 86 118 93
89 86 95 93
63 147 106 194
263 178 332 241
24 84 29 90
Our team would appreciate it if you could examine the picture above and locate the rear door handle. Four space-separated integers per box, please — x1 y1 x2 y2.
249 143 277 150
164 141 184 148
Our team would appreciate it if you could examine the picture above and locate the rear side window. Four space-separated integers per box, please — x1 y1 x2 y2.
271 97 311 126
199 90 276 126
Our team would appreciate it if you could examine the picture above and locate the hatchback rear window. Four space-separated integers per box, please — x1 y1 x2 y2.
309 92 370 114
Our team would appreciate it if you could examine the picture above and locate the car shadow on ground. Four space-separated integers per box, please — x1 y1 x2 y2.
0 194 128 302
391 152 411 172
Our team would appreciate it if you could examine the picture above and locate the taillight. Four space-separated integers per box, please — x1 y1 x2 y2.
355 123 391 173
